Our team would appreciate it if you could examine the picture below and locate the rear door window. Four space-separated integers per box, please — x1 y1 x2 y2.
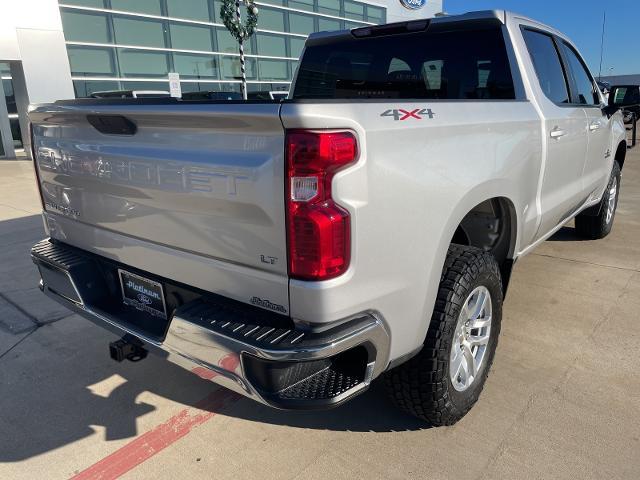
293 27 515 100
522 29 570 105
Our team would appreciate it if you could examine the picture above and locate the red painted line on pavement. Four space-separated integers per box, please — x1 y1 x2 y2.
71 362 241 480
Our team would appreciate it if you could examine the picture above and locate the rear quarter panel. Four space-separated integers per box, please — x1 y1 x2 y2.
281 100 541 360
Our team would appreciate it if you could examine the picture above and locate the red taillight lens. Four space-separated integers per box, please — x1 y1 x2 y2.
286 130 357 281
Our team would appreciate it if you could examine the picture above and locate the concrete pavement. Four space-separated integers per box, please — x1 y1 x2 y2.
0 150 639 479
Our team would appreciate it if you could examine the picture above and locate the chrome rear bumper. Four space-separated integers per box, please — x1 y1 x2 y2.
32 239 390 409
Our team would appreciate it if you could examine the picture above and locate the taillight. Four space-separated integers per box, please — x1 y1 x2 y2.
286 130 358 281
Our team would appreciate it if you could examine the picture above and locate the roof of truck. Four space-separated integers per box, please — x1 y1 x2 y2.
309 10 568 44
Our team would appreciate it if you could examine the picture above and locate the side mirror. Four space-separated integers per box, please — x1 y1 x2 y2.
608 85 640 108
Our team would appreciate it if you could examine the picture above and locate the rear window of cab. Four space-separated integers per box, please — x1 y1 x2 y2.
293 27 515 100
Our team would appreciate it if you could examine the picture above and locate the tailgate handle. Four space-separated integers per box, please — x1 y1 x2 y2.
87 114 137 135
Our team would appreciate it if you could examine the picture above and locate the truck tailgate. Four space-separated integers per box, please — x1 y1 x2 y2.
29 102 289 311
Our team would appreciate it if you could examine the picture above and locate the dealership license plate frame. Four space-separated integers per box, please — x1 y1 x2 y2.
118 269 168 319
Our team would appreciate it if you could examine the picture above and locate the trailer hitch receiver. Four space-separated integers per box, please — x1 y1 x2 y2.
109 338 148 362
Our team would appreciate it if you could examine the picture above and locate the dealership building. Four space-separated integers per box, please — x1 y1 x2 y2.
0 0 443 158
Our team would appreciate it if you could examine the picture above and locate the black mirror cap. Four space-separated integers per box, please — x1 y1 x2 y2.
602 104 619 118
608 85 640 107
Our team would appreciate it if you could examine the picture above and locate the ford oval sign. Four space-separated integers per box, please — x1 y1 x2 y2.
400 0 427 9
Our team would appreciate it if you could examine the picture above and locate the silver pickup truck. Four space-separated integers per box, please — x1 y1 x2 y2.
29 11 627 425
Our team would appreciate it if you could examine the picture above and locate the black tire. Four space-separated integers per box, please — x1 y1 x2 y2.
384 245 503 426
575 161 621 240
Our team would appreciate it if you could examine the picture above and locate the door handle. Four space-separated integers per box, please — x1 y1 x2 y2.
550 127 566 139
589 121 602 131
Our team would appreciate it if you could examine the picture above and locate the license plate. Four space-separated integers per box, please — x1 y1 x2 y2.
118 269 167 319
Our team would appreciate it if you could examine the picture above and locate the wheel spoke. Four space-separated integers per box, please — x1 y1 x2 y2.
463 344 477 379
467 332 490 348
470 290 489 320
450 347 464 380
470 316 491 330
460 301 472 322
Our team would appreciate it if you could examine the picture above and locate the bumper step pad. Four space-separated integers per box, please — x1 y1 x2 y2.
278 366 362 400
176 300 305 348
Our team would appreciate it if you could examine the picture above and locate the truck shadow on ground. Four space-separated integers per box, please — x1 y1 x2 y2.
546 225 589 242
0 323 426 463
96 355 428 437
222 378 428 433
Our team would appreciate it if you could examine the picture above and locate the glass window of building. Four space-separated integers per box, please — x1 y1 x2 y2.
182 82 241 95
259 60 289 81
10 118 22 149
344 1 365 21
2 79 16 114
110 0 161 15
367 6 385 23
63 0 105 7
68 46 117 76
216 28 254 54
166 0 211 21
257 34 287 57
180 82 206 93
58 0 389 96
257 7 286 32
121 80 170 91
344 21 364 30
288 12 314 35
288 0 314 13
73 80 120 98
318 17 341 32
61 11 111 43
173 54 219 78
170 24 213 51
221 56 256 80
318 0 341 16
211 0 223 22
118 49 169 76
289 37 306 58
113 17 167 48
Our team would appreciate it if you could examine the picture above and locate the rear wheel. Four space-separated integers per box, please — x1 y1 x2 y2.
575 162 621 240
384 244 503 426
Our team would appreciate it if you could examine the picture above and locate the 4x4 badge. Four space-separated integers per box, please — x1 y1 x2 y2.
380 108 435 121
